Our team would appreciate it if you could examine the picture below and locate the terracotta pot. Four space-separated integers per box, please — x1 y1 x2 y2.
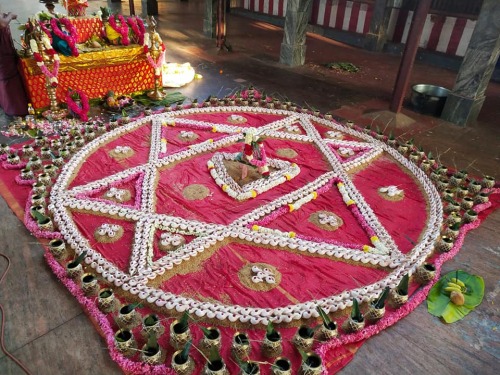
97 288 116 313
342 316 365 333
142 314 164 336
415 263 436 284
262 331 282 358
200 327 222 355
169 319 192 350
365 304 385 323
203 359 228 375
81 273 98 296
231 332 251 361
292 326 314 351
171 349 195 375
140 344 163 365
48 238 66 259
316 321 338 341
114 329 136 357
271 357 292 375
299 353 323 375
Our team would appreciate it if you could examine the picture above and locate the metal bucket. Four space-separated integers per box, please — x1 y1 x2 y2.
410 84 450 117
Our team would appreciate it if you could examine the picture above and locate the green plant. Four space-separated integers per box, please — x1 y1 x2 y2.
316 305 336 330
175 339 192 364
144 314 159 326
120 302 142 314
145 332 159 354
174 312 190 333
350 298 363 322
372 287 390 309
200 326 219 340
121 109 128 118
239 360 259 374
297 325 315 338
67 250 88 269
396 274 409 296
265 321 280 341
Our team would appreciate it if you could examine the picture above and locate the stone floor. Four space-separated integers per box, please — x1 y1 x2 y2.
0 1 498 374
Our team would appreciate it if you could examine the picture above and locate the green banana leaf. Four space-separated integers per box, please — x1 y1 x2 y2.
427 270 484 323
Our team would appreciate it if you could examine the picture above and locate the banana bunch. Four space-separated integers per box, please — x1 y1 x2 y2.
444 278 466 306
444 278 466 294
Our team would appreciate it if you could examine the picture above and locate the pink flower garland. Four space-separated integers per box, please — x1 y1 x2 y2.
127 16 145 45
51 17 79 57
66 89 90 122
33 51 60 87
109 15 130 46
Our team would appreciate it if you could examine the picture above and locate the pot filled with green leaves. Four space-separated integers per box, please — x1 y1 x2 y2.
464 209 478 223
415 263 436 285
460 196 474 210
437 235 454 253
170 312 192 350
298 351 322 375
342 298 365 333
474 192 489 204
238 360 260 375
171 339 194 375
231 331 251 361
80 272 98 296
118 302 141 328
114 328 136 356
261 322 282 358
481 175 495 188
315 306 338 341
291 325 315 352
48 238 66 259
366 287 389 323
467 180 482 195
445 222 461 239
204 347 228 375
200 326 222 356
65 250 87 279
28 156 42 170
97 288 116 313
271 357 292 375
389 274 409 308
142 313 164 337
140 332 163 365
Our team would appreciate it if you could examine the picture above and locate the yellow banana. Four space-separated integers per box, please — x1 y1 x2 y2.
451 278 465 288
446 281 463 290
444 285 462 293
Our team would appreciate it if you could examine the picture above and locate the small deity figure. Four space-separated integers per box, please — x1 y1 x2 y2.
236 129 269 179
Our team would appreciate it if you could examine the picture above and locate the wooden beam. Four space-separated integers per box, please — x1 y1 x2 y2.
390 0 432 113
129 0 135 16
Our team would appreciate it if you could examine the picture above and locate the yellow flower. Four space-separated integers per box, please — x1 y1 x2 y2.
208 139 214 143
370 235 379 243
222 184 229 192
288 204 294 212
363 245 371 252
337 182 344 187
251 190 257 198
312 192 318 199
252 225 259 231
289 232 296 238
346 199 355 206
285 174 292 181
212 126 217 132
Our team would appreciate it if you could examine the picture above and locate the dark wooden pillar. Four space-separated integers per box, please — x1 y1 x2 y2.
441 0 500 126
389 0 432 113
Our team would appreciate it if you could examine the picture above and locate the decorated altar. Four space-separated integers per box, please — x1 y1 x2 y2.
18 14 156 110
0 93 498 373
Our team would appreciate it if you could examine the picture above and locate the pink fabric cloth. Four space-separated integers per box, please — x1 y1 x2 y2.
0 25 28 116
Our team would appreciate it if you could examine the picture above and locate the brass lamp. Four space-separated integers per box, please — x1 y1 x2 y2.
146 16 166 100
